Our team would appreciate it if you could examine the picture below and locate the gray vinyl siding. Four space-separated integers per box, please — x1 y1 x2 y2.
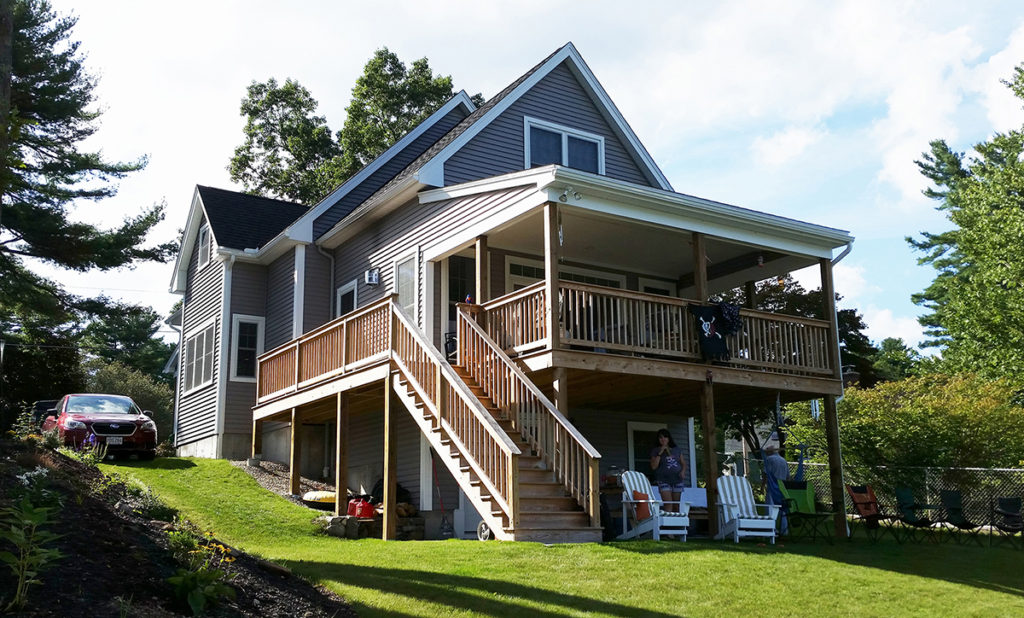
303 247 332 331
176 214 223 447
312 107 469 239
332 186 539 331
223 262 267 436
445 62 652 187
265 250 295 350
346 404 434 507
571 408 691 482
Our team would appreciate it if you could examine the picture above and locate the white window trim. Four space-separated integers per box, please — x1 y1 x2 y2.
335 279 359 318
230 314 265 383
638 276 678 297
626 421 668 473
523 116 605 175
182 316 217 396
504 256 626 294
197 225 212 269
393 252 419 322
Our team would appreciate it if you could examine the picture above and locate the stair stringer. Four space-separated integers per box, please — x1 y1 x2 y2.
389 371 516 541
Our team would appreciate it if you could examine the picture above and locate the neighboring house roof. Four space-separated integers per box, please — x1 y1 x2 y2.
197 186 308 251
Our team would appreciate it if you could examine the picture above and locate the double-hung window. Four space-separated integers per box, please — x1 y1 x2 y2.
395 256 416 319
184 320 216 392
197 225 211 268
231 315 265 382
524 117 605 175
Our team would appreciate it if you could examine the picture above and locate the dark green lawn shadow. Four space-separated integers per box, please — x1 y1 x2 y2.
288 561 678 618
111 457 196 470
607 534 1024 598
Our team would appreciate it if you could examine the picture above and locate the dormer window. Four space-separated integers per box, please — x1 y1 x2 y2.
524 117 604 175
197 225 211 268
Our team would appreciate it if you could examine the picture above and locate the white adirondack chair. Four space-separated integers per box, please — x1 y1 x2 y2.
618 470 690 541
715 475 780 543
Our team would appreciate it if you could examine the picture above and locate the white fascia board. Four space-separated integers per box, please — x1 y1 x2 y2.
560 43 672 191
544 167 852 257
417 43 672 192
316 175 423 250
418 166 557 203
169 188 207 294
281 91 477 241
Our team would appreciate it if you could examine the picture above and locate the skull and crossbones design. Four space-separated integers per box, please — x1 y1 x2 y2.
698 315 721 340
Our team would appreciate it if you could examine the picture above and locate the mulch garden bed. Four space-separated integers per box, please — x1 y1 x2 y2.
0 440 356 617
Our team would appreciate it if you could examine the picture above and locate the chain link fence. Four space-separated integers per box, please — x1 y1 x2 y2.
715 452 1024 524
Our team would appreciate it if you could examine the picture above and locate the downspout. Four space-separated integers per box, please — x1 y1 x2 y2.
215 254 235 459
316 243 336 317
169 319 182 448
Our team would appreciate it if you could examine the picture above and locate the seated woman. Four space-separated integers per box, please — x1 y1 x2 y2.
650 429 687 512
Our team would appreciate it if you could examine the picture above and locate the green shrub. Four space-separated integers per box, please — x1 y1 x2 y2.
0 497 64 612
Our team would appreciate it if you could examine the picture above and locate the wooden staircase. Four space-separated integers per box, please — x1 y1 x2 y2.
392 366 601 543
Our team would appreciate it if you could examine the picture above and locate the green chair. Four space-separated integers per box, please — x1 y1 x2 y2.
937 489 984 546
894 487 937 543
778 479 835 543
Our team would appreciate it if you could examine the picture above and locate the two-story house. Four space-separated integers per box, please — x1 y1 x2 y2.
169 43 851 543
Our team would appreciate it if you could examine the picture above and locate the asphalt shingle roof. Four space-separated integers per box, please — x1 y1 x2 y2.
197 186 308 250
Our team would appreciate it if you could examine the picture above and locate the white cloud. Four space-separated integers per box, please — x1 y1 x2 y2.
975 23 1024 131
862 306 926 347
751 126 826 166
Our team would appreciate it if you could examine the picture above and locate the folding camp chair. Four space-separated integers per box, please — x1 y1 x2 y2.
936 489 984 546
989 497 1023 550
894 487 937 543
845 484 896 542
779 479 835 543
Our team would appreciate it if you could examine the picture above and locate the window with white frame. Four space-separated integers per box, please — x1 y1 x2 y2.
336 280 358 317
183 320 216 393
197 225 211 268
504 256 625 293
231 315 265 381
524 117 604 175
395 256 416 318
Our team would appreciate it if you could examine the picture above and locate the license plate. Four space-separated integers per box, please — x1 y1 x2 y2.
106 437 123 445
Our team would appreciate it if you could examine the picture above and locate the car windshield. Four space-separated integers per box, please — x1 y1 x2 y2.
66 395 139 415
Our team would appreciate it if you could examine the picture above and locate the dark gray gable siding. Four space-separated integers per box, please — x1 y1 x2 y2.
444 61 652 187
265 250 295 350
312 106 469 239
224 262 266 436
176 213 223 447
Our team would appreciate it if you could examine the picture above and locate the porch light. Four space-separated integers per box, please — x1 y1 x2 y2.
558 186 581 202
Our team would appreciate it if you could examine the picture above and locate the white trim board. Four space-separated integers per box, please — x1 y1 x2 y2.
229 314 266 383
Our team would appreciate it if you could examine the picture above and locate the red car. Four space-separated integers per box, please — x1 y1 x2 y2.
41 394 158 459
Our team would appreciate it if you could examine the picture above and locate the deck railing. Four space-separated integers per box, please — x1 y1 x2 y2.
458 306 601 525
390 303 521 529
480 281 835 377
257 299 391 403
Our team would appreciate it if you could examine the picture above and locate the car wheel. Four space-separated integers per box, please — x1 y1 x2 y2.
476 520 493 541
139 451 156 461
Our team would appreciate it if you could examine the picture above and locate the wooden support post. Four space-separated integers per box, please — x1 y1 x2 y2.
251 419 263 458
544 202 561 350
692 232 708 303
289 407 301 495
700 380 719 538
382 378 398 540
551 366 568 463
475 235 489 304
744 280 757 310
820 257 847 537
334 393 349 517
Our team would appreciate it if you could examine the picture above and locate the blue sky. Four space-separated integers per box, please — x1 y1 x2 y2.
40 1 1024 347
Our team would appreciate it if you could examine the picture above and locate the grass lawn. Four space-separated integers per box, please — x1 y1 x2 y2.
101 457 1024 617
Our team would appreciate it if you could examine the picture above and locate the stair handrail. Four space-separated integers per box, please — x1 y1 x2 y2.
388 300 521 524
457 306 601 521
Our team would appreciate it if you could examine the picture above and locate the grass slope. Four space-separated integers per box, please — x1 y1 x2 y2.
102 458 1024 617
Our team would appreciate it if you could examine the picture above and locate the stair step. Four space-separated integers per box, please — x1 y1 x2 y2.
518 481 570 498
519 496 579 511
518 468 555 483
517 454 546 470
518 510 590 528
512 527 604 544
